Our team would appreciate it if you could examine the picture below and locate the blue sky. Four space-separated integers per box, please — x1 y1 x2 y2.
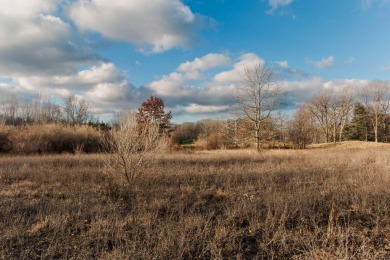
0 0 389 122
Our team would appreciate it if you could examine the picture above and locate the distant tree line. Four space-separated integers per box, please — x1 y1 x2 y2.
0 94 109 128
1 70 389 153
289 80 390 148
0 94 109 154
171 69 390 150
0 95 173 155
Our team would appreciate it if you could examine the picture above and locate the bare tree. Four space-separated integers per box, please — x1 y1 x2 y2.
307 90 333 143
361 81 390 142
62 95 91 126
234 64 285 152
308 87 355 143
0 95 19 125
274 111 289 147
223 118 253 149
224 119 240 149
104 110 167 186
22 94 62 124
335 87 355 141
288 106 315 149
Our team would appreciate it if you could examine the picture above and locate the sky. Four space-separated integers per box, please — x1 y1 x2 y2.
1 0 390 123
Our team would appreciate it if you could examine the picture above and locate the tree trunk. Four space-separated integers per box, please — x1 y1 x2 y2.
256 126 260 152
339 123 344 141
375 115 378 142
365 126 368 142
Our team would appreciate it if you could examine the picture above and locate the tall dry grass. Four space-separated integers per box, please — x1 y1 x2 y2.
0 124 103 154
0 143 390 258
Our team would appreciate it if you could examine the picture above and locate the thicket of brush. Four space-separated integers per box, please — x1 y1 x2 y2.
0 124 103 154
1 144 389 259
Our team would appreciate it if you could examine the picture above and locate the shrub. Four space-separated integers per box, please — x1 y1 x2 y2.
103 111 167 186
194 133 224 150
0 125 11 152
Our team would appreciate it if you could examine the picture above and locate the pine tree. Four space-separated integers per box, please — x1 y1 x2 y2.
344 103 373 141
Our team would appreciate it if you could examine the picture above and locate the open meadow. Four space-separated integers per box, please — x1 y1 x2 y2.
1 142 390 259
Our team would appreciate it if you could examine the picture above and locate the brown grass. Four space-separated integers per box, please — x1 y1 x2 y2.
0 124 103 154
307 140 390 149
1 142 390 259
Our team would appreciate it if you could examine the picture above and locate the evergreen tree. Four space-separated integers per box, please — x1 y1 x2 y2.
344 103 373 141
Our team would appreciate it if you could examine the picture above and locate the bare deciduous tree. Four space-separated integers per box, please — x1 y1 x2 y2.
335 87 355 141
307 90 333 143
308 87 355 143
274 111 289 147
361 80 390 142
63 95 91 126
22 94 62 124
104 110 167 186
0 95 19 125
288 106 315 149
234 64 285 152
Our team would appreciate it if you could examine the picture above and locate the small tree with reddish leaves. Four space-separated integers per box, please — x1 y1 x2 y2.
136 96 172 133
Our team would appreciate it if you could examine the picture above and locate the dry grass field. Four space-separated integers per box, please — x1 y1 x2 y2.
1 142 390 259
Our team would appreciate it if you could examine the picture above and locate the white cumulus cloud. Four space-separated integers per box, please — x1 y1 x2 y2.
69 0 207 53
282 77 368 109
213 53 264 84
0 0 98 77
0 0 57 18
148 52 266 118
185 104 230 114
149 53 232 98
177 53 232 73
0 62 142 115
314 56 335 69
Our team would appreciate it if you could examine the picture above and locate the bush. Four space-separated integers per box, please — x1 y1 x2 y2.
103 111 168 186
171 122 201 145
194 133 224 150
0 125 11 152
